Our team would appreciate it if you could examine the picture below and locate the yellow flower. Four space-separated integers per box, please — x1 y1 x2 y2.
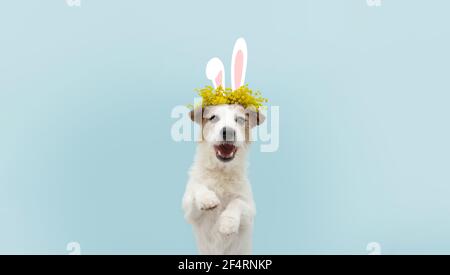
191 85 267 110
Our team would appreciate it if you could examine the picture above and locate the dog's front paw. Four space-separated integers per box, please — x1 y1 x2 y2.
196 190 220 211
218 215 240 236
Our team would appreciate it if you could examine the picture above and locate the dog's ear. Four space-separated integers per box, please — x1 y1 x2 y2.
245 107 265 128
189 107 204 124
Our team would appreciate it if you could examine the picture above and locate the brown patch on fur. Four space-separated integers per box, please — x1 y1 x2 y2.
244 109 265 142
190 107 208 142
190 107 203 124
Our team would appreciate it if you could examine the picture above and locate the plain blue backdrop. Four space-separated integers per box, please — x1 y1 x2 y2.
1 0 450 254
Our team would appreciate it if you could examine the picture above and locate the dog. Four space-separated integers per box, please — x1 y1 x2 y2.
182 38 265 254
182 104 264 255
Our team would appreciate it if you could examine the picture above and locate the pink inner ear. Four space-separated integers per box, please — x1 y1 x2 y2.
215 71 223 87
234 50 244 88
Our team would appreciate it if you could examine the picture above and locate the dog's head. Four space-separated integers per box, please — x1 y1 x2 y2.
190 38 266 163
190 104 265 162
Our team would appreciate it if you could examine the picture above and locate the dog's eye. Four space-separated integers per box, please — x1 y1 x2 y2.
235 117 246 125
209 115 219 122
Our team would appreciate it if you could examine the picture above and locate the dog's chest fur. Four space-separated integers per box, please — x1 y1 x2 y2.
191 163 254 254
184 143 255 254
203 169 246 198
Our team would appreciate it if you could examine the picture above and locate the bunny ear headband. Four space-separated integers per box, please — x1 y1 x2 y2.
190 38 267 110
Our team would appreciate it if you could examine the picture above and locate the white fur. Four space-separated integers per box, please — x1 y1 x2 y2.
183 38 260 255
182 105 256 255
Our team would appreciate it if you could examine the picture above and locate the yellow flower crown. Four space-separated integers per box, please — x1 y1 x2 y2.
189 85 268 111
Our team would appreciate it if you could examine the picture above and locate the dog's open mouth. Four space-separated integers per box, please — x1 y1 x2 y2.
214 143 238 162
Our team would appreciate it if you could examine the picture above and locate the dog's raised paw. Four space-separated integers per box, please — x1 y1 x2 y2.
218 216 240 236
196 190 220 211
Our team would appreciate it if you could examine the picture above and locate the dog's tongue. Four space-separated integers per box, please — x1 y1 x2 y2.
219 144 235 155
215 143 237 161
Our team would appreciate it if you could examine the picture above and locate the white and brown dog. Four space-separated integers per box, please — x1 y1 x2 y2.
182 38 265 255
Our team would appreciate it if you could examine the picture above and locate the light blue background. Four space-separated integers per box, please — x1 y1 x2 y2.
1 0 449 254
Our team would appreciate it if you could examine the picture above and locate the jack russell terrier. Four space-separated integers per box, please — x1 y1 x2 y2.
182 38 265 254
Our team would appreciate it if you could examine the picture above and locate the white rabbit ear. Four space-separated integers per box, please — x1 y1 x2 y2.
231 38 248 90
206 57 225 89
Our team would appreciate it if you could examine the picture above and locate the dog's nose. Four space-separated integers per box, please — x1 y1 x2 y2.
221 127 236 142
